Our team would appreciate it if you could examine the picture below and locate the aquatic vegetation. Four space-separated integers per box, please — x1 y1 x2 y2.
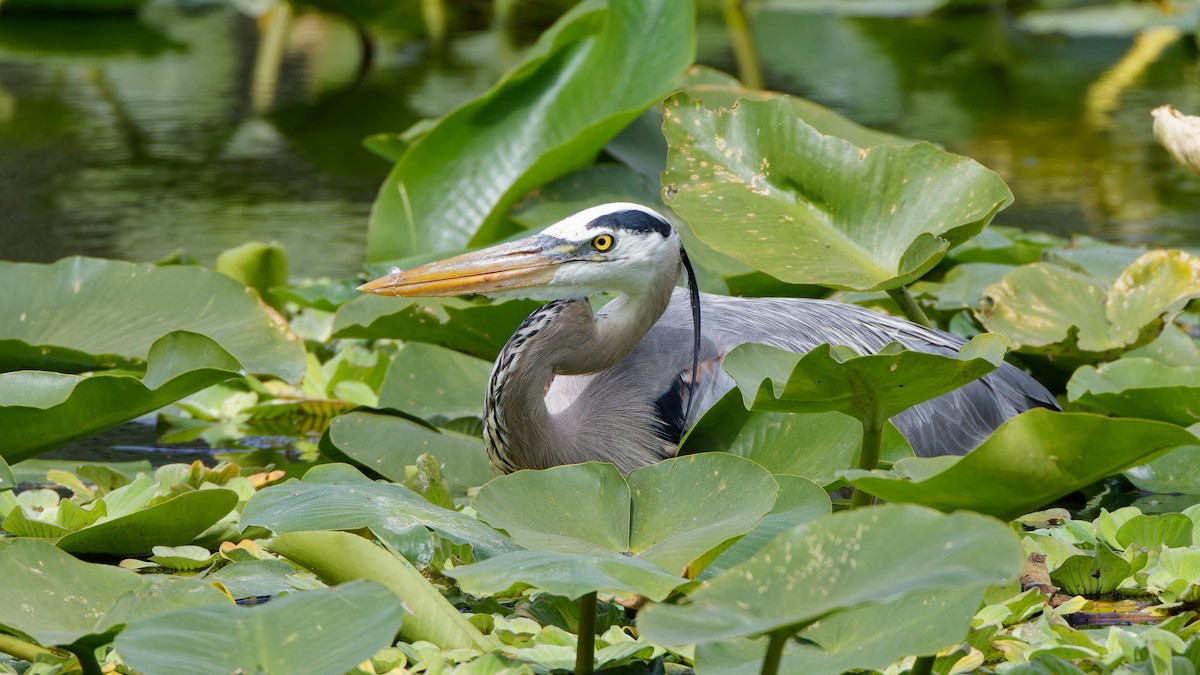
3 1 1200 674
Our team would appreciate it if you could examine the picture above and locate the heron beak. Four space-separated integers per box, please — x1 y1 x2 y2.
357 237 564 297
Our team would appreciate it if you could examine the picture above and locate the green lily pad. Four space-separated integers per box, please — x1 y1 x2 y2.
1050 544 1131 596
268 530 494 651
378 343 492 420
0 332 246 463
324 411 495 497
207 559 321 600
115 581 404 675
977 250 1200 364
473 454 777 573
725 334 1007 423
1124 427 1200 495
842 410 1200 520
241 463 515 565
57 488 239 556
0 539 227 648
1125 324 1200 369
662 93 1012 292
447 549 689 602
366 0 694 260
910 262 1015 313
697 475 831 580
637 504 1022 646
451 455 778 601
947 226 1066 266
1044 237 1149 283
1067 358 1200 426
1115 514 1193 551
0 257 303 379
694 587 986 675
681 392 914 486
332 295 540 361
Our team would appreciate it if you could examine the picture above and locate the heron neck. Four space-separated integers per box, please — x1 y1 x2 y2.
483 260 680 473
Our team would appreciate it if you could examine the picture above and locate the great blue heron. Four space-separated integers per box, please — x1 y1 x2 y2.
359 203 1059 475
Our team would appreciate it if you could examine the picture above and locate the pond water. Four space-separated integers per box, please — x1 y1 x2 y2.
1 3 1198 283
2 3 1198 466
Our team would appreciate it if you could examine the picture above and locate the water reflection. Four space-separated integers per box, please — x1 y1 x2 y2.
0 4 1196 273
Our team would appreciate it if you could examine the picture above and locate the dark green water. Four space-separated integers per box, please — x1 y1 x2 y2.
1 3 1198 282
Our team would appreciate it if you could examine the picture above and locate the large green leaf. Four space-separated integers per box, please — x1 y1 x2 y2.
1124 425 1200 495
450 455 778 600
115 581 403 675
681 393 913 486
324 411 495 496
663 93 1012 291
697 475 831 580
0 539 227 647
0 257 303 379
694 587 985 675
1067 358 1200 426
842 410 1200 519
0 455 12 491
637 504 1022 646
724 334 1007 423
378 342 492 420
366 0 695 260
268 530 494 651
56 488 239 556
0 332 245 463
332 295 539 361
241 463 515 564
977 250 1200 363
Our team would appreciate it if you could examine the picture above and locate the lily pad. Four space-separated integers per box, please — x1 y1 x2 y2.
637 504 1022 646
1067 358 1200 426
1124 427 1200 495
57 488 239 556
268 530 494 651
694 587 986 675
207 559 319 599
1049 544 1131 596
378 342 492 420
115 581 404 675
0 332 246 463
366 0 694 260
1115 514 1193 551
0 455 12 491
473 454 777 574
724 335 1007 446
662 93 1012 292
977 250 1200 364
910 262 1015 313
0 539 227 648
450 455 778 601
241 463 515 564
842 410 1200 520
332 295 540 361
681 395 913 486
324 411 495 496
0 257 303 379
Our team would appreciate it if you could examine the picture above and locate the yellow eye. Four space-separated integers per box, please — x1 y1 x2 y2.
592 234 615 251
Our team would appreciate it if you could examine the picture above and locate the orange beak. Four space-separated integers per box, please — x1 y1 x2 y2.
357 237 564 298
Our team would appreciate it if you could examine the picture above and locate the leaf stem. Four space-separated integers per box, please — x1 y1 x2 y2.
849 408 885 509
0 633 69 664
575 592 597 675
761 629 789 675
723 0 764 89
68 645 103 675
886 286 933 329
910 654 936 675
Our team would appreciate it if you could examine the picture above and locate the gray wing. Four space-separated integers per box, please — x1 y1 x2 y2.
589 289 1058 458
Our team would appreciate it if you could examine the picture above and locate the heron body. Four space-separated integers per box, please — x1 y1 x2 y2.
360 203 1059 475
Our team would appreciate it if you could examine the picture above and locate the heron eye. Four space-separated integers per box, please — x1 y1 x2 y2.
592 234 615 251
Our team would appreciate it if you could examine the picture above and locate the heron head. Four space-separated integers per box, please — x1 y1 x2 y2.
357 203 683 300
